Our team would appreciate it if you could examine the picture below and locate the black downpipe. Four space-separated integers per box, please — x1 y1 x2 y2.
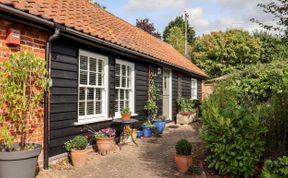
44 28 60 170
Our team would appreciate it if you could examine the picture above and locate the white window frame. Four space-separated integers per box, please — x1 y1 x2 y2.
76 50 109 125
191 78 198 100
114 59 136 118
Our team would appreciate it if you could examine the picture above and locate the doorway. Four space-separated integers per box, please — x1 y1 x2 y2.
162 68 172 121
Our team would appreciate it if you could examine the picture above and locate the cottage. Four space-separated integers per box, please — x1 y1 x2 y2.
0 0 207 168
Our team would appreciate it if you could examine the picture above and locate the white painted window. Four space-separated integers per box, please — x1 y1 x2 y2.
77 50 109 124
191 78 198 100
115 59 135 118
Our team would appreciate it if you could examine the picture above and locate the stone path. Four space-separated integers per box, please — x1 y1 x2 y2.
36 123 206 178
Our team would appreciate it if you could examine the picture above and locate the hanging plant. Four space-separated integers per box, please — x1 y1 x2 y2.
0 51 49 151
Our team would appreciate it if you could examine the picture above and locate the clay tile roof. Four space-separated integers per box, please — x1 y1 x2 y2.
1 0 208 77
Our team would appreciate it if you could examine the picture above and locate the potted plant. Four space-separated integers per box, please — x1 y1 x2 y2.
121 107 131 121
152 115 166 134
94 128 116 155
142 121 155 138
0 52 49 178
64 135 88 167
176 97 197 124
175 139 193 173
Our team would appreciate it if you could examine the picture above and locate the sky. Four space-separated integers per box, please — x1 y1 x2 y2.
95 0 275 36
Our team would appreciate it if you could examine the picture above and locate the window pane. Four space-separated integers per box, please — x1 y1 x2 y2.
79 87 85 100
127 66 131 77
89 72 96 85
90 58 97 72
125 90 129 100
115 76 120 87
125 101 128 108
79 102 85 116
97 74 103 86
122 65 126 76
98 60 103 73
87 88 94 100
96 88 101 100
122 76 126 88
95 101 102 114
120 100 124 111
87 102 94 115
120 89 124 100
115 64 120 76
80 71 88 85
80 56 88 70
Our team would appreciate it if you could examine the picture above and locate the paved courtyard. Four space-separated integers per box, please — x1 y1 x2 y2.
37 123 205 178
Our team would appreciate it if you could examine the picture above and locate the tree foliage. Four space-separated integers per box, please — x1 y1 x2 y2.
253 30 288 63
0 52 49 150
165 27 185 55
163 16 196 44
136 18 161 39
91 1 106 9
251 0 288 37
191 29 262 77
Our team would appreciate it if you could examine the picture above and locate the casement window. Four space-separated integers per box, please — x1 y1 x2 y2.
115 59 135 118
191 78 198 100
78 50 109 124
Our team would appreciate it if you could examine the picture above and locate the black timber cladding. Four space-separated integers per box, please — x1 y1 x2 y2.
49 36 203 157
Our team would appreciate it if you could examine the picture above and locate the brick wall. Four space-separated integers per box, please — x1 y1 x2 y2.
0 18 48 146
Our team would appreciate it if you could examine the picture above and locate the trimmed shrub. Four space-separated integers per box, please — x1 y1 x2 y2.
175 139 192 156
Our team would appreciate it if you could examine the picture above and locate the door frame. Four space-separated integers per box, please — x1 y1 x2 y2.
162 68 172 121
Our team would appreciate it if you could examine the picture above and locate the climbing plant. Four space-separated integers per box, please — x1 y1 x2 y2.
144 67 159 121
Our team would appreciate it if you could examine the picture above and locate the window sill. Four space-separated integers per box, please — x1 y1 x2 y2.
74 117 112 126
114 113 138 119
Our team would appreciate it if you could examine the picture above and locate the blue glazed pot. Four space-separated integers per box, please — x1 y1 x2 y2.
142 126 153 137
153 120 165 134
137 131 143 138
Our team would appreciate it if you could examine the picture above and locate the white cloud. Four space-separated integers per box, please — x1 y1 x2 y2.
125 0 190 12
186 8 209 32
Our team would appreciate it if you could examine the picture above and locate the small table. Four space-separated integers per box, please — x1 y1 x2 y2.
112 118 138 149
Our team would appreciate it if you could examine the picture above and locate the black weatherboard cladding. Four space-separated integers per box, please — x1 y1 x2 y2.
49 38 111 156
49 37 202 156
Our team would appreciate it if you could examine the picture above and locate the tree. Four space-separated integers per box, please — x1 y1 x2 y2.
191 29 262 77
136 18 161 39
251 0 288 36
253 30 288 63
163 16 196 44
165 27 185 55
90 0 106 9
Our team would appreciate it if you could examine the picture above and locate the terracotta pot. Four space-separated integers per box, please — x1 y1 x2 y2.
121 112 131 121
175 154 193 173
70 149 88 167
96 137 114 155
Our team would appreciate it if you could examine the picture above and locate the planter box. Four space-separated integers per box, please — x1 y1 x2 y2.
176 112 197 124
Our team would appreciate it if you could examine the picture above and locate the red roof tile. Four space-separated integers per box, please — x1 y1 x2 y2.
1 0 208 77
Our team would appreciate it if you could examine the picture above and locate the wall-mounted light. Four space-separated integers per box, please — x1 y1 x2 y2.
157 68 162 75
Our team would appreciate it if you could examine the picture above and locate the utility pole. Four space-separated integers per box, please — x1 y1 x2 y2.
184 11 189 57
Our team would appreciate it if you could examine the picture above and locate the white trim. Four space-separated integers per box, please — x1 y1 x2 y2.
169 69 172 121
115 59 135 117
191 78 198 100
74 117 112 126
77 49 109 123
162 68 173 121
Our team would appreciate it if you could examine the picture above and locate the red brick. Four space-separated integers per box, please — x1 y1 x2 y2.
0 18 48 146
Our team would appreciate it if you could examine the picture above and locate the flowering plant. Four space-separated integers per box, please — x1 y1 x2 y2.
94 128 116 138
